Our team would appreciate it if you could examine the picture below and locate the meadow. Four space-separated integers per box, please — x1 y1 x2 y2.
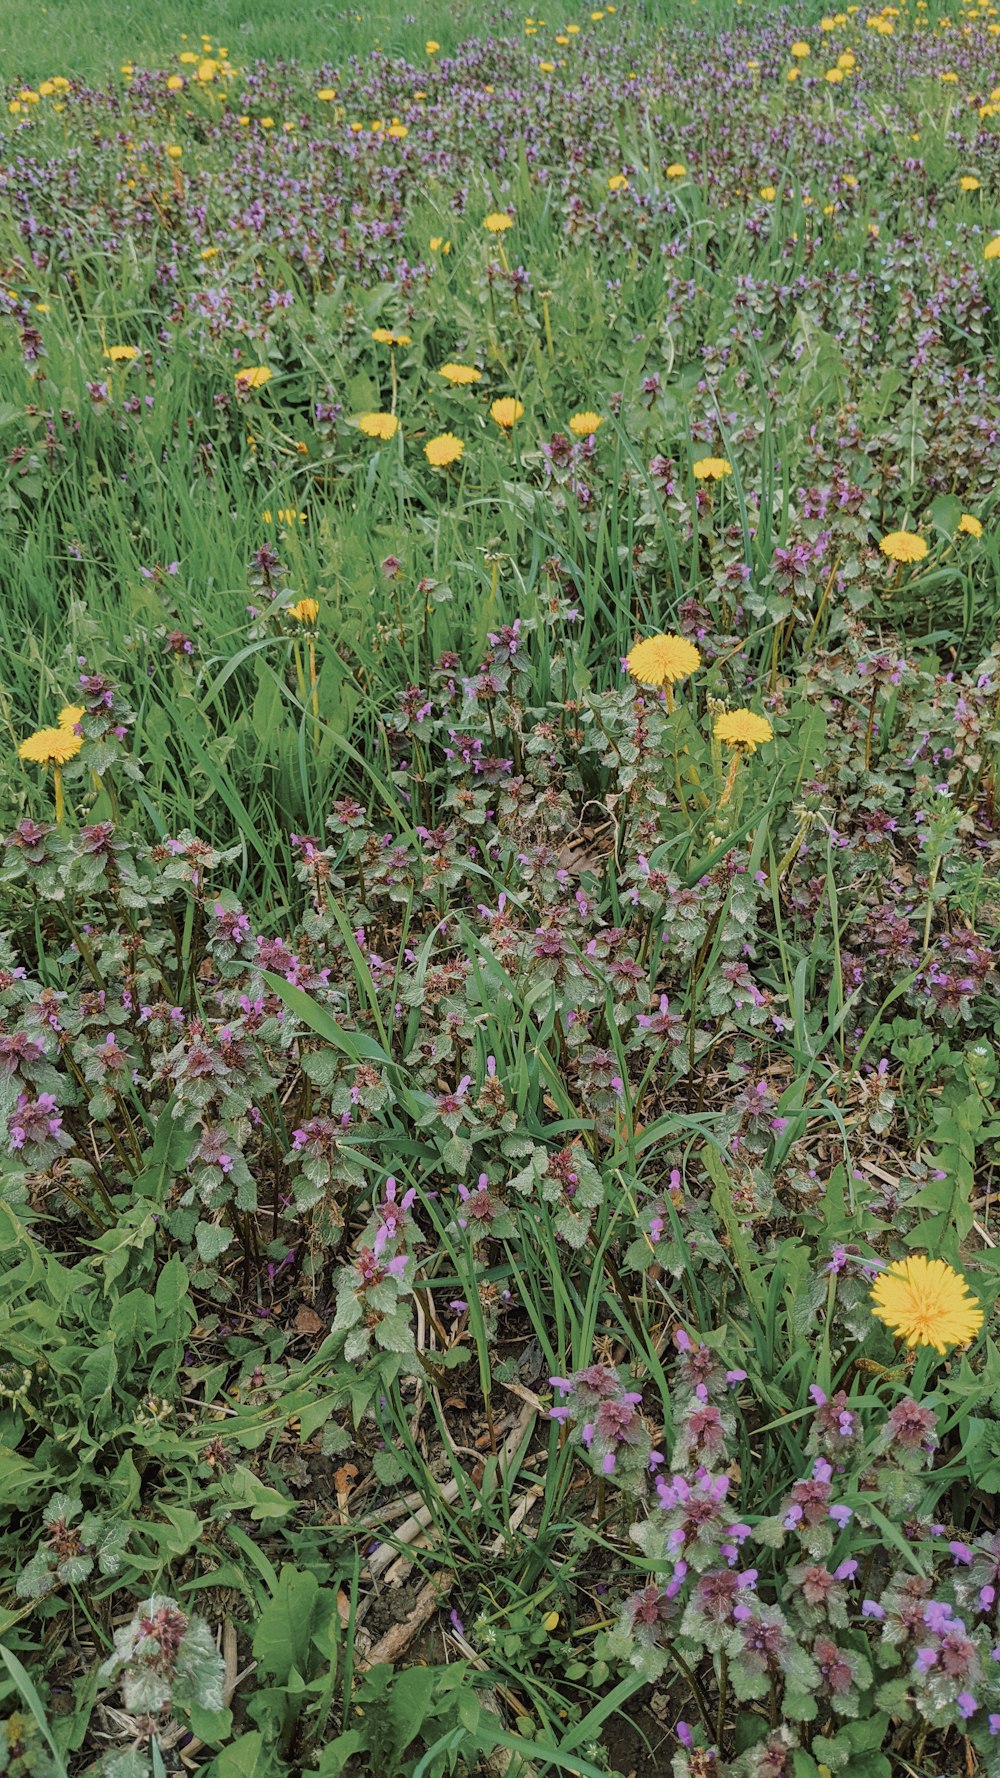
0 0 999 1774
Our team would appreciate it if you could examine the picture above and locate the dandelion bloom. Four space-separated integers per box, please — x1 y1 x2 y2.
714 710 773 751
58 705 85 730
790 40 810 55
490 398 524 429
317 87 336 100
958 514 983 538
870 1254 983 1354
693 456 732 480
288 598 319 624
759 185 777 202
959 176 980 192
569 411 603 436
984 237 1000 261
358 412 399 440
235 366 272 391
425 39 440 53
19 727 84 766
371 327 411 346
105 345 139 363
439 363 481 385
483 212 513 233
666 162 686 177
424 432 465 467
608 174 628 191
879 530 927 564
626 634 701 687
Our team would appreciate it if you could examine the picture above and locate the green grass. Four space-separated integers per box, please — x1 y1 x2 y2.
1 3 999 1776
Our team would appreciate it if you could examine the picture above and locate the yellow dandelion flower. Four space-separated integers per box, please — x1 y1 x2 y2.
879 530 928 563
608 173 628 191
317 87 336 100
790 39 811 55
693 456 733 480
539 60 556 71
984 236 1000 260
870 1254 983 1354
439 363 481 385
358 412 399 439
759 184 777 201
666 162 687 177
490 397 524 429
287 598 319 625
714 709 773 751
569 411 603 436
484 211 513 232
825 67 844 80
105 344 139 363
424 432 465 467
235 366 272 391
958 514 983 537
959 175 980 191
387 122 408 138
626 633 702 687
426 39 440 53
58 705 85 731
371 327 412 345
166 74 184 91
19 727 84 766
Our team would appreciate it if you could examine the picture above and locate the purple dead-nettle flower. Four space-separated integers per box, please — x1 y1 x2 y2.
637 1467 735 1572
210 902 253 953
372 1176 417 1256
672 1393 732 1470
951 1531 1000 1623
812 1633 871 1709
680 1565 759 1651
7 1090 72 1162
786 1560 854 1629
875 1397 939 1470
455 1172 513 1238
807 1386 863 1464
550 1364 650 1495
634 993 683 1043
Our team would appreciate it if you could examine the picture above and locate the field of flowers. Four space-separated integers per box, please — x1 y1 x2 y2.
1 0 999 1774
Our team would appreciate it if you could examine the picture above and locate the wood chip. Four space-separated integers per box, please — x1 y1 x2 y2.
358 1572 454 1669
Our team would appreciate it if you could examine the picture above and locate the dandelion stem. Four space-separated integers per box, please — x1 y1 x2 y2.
53 766 65 825
717 751 741 810
864 682 878 771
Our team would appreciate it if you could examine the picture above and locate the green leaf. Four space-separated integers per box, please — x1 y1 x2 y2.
154 1252 190 1317
226 1466 293 1522
208 1732 269 1778
253 1564 337 1683
195 1222 233 1264
186 1702 232 1746
135 1098 194 1204
0 1643 69 1778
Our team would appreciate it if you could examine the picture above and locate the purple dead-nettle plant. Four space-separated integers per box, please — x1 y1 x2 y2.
331 1175 419 1363
549 1364 652 1495
99 1595 226 1761
16 1492 128 1601
508 1141 605 1247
